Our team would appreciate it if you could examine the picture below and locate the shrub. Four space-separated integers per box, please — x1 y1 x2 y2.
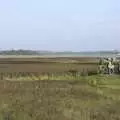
88 79 97 87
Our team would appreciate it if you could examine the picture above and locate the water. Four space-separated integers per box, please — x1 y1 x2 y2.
0 52 119 58
41 52 119 58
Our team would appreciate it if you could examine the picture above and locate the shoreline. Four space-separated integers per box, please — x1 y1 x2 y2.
0 55 117 58
0 55 99 58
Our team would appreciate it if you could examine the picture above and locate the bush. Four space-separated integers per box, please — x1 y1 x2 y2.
88 79 97 87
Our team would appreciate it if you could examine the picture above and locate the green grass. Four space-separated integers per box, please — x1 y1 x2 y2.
0 75 120 120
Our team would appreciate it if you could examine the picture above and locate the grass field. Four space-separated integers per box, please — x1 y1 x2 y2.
0 57 120 120
0 57 98 73
0 75 120 120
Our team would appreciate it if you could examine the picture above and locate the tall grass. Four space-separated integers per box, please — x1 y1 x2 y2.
0 78 119 120
0 69 98 81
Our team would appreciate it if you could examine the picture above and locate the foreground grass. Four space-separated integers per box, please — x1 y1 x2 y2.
0 75 120 120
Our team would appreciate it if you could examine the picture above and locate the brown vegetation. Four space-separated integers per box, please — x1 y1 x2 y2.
0 57 98 73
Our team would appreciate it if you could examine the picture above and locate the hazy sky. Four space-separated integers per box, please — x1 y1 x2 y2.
0 0 120 51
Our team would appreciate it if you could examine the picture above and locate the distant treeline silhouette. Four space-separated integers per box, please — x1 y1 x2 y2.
0 49 119 55
0 50 45 55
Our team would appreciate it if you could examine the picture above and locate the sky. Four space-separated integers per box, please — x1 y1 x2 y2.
0 0 120 51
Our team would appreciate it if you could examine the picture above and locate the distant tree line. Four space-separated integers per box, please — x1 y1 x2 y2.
0 50 40 55
0 49 119 55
